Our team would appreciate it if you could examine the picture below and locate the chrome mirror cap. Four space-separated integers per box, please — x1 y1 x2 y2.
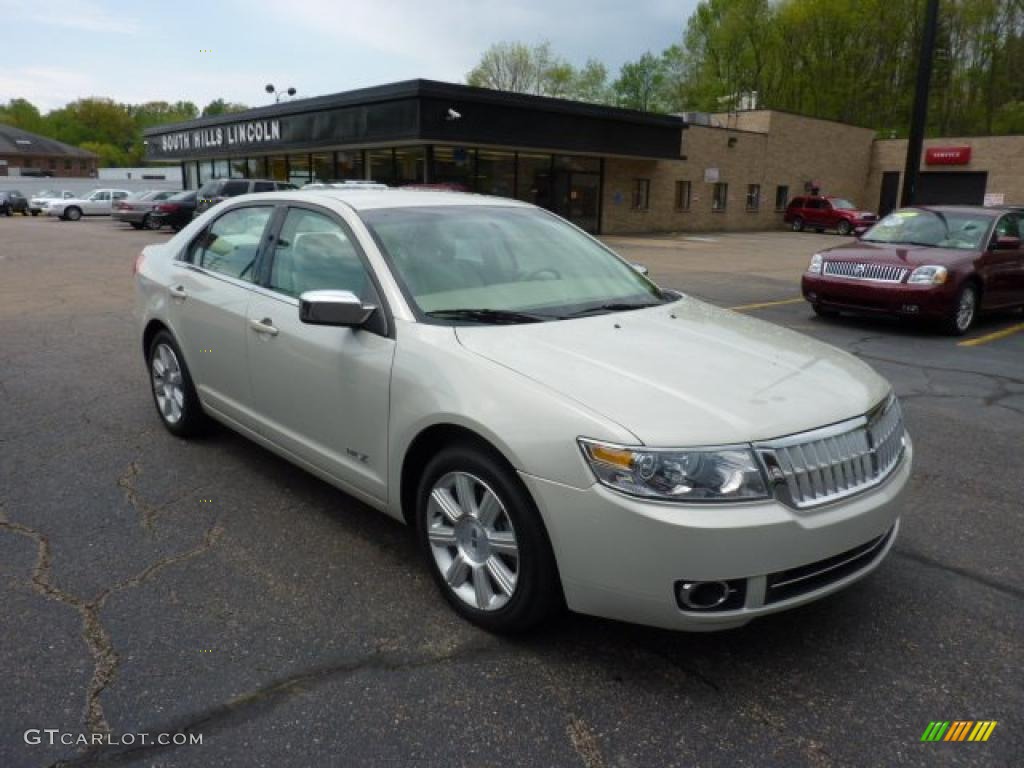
299 289 376 327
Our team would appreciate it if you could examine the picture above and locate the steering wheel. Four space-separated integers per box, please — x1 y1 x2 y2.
523 267 561 281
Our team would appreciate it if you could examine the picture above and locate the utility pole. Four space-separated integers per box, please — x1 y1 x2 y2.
901 0 940 207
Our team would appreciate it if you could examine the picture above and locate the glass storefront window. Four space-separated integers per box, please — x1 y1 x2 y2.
554 155 600 173
476 151 515 197
230 159 247 178
247 157 266 179
288 154 311 186
516 153 552 208
394 147 426 186
311 153 332 182
334 151 364 181
184 162 198 189
268 156 287 181
433 146 474 191
198 160 214 185
212 159 229 179
368 149 395 185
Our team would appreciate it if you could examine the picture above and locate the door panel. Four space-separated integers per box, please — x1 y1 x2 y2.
246 206 395 500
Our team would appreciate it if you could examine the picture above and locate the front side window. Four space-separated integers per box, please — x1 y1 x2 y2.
189 206 273 280
222 180 249 196
92 191 110 201
712 183 728 211
268 208 373 300
631 179 650 210
775 185 789 210
361 206 664 320
830 198 856 210
674 180 691 211
994 213 1021 241
862 209 992 250
746 184 761 211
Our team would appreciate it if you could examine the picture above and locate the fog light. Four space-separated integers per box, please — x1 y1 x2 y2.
806 291 818 302
674 579 746 612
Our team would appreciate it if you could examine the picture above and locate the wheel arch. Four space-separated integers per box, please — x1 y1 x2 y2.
142 318 171 360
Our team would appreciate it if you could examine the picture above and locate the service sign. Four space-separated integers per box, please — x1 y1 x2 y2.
925 146 971 165
158 119 282 154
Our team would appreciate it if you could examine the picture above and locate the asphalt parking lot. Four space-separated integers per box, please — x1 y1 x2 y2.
1 216 1021 768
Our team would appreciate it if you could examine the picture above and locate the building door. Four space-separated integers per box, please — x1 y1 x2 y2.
553 170 601 233
879 171 900 217
916 171 988 205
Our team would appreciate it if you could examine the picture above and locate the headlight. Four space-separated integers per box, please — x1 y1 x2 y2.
579 439 769 502
907 265 948 285
807 253 823 274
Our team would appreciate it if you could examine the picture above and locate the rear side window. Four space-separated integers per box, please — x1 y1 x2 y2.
222 180 249 196
198 181 222 196
253 181 275 192
188 206 273 282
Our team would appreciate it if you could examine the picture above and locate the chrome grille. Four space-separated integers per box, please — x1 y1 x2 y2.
823 261 907 282
756 398 907 509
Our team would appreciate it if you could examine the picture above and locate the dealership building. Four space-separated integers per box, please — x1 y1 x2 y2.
0 123 99 178
143 79 1024 235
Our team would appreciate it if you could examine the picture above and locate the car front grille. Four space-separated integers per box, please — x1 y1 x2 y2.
756 397 906 509
823 261 907 282
764 526 894 604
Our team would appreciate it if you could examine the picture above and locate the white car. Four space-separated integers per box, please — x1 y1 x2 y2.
134 189 912 632
46 188 131 220
28 189 75 215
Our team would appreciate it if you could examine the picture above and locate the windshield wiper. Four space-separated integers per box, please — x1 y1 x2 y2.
563 301 664 318
425 308 551 324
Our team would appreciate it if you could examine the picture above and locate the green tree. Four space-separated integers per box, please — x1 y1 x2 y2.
201 99 249 117
613 53 667 112
0 98 45 132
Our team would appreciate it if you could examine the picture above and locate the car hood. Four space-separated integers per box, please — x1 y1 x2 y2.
455 298 890 446
824 240 975 267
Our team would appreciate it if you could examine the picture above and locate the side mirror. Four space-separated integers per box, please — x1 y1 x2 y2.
993 235 1021 251
299 290 376 327
630 263 649 276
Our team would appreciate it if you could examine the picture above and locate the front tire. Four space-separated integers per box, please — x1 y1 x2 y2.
942 283 978 336
147 331 207 437
31 210 39 216
142 213 160 230
415 444 562 633
791 217 804 232
836 220 852 236
813 304 839 319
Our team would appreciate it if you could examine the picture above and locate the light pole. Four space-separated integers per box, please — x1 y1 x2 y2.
265 83 297 104
901 0 940 207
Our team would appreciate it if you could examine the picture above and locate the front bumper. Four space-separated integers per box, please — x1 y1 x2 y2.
521 440 911 631
802 274 956 318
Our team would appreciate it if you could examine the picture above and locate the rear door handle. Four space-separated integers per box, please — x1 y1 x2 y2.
169 285 187 299
250 317 279 336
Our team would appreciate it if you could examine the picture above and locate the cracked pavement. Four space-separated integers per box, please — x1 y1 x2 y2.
1 219 1021 767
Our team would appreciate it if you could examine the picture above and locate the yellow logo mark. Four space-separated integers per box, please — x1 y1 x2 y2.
199 499 213 504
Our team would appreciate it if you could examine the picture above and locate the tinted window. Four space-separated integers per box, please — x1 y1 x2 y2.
253 181 275 192
222 180 250 196
189 206 273 281
197 181 222 196
995 213 1021 239
269 208 373 300
167 191 196 202
805 199 822 210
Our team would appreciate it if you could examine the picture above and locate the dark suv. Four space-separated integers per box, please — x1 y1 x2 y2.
784 195 878 236
195 179 296 215
0 189 29 216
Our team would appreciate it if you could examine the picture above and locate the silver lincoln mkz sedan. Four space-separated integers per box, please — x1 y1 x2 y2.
135 189 912 633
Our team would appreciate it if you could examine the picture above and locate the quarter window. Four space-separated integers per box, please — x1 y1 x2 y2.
631 179 650 210
189 206 273 281
268 208 374 301
712 182 728 211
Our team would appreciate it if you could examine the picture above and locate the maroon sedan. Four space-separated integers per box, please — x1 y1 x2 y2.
802 206 1024 334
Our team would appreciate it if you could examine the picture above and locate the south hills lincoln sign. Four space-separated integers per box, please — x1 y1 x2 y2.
158 119 282 153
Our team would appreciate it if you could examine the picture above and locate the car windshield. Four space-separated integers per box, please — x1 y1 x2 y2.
37 189 59 198
831 198 856 209
861 209 991 250
361 206 666 321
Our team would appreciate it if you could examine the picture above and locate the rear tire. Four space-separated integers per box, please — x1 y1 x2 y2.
942 283 978 336
415 443 562 633
791 217 804 232
142 213 160 230
130 222 144 230
64 207 82 221
2 204 10 217
147 330 207 437
837 220 852 236
31 211 39 216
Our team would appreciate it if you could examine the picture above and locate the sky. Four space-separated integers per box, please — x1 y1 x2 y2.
0 0 696 112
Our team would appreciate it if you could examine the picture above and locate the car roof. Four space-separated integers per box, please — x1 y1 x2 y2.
283 188 534 212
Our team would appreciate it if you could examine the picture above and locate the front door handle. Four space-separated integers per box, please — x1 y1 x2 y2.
169 285 187 299
250 317 279 336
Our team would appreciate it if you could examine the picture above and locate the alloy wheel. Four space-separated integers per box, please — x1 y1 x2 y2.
151 342 185 424
426 471 520 612
956 287 976 332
